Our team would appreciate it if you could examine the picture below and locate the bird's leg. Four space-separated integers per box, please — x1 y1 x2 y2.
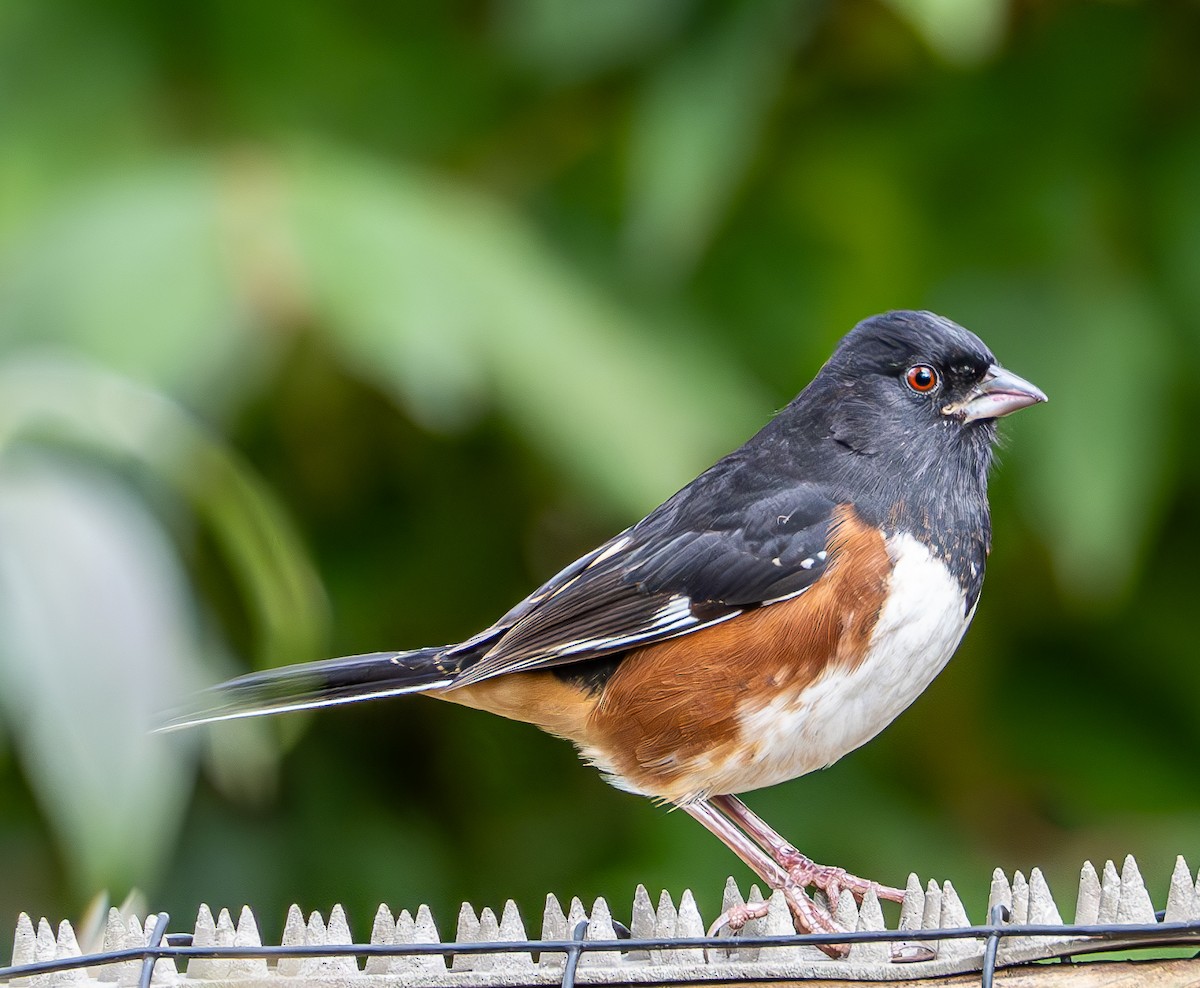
682 800 848 959
710 794 905 904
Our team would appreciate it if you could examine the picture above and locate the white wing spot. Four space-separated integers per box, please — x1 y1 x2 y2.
816 550 827 561
800 557 815 570
588 535 632 567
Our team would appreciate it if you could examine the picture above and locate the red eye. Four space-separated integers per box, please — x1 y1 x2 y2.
905 364 938 393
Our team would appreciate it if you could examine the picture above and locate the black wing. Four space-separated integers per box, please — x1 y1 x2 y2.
450 481 839 687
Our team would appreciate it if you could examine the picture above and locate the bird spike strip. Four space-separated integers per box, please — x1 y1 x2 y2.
5 855 1200 987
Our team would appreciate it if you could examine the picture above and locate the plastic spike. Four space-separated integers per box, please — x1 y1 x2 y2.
987 868 1012 918
539 894 567 970
369 904 395 944
326 905 357 973
938 882 978 961
35 918 56 963
53 920 85 982
674 889 706 964
1075 862 1101 925
1165 856 1197 923
387 909 415 975
627 885 655 963
652 890 677 965
364 905 394 974
212 905 236 979
305 909 327 943
940 881 972 928
298 910 328 978
276 905 306 977
712 877 745 963
1010 871 1029 925
1097 860 1121 924
583 897 619 968
915 879 942 959
499 900 534 971
9 914 34 988
474 907 500 971
921 879 942 930
412 904 446 973
1028 868 1064 926
115 917 144 988
834 888 859 932
13 912 37 966
738 885 767 963
451 902 480 972
187 905 221 981
215 907 235 943
10 913 35 988
898 873 924 930
1117 855 1156 924
94 909 123 984
759 890 808 964
849 887 889 964
565 896 588 943
229 905 267 977
721 876 743 915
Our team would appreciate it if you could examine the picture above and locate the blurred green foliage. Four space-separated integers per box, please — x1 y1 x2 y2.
1 0 1199 952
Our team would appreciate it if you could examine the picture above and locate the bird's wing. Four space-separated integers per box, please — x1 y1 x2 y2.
449 482 839 687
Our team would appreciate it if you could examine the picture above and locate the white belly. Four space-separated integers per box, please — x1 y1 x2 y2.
713 533 975 795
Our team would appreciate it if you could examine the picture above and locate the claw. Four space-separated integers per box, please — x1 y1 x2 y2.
781 885 850 960
706 900 770 938
705 901 772 963
891 943 937 963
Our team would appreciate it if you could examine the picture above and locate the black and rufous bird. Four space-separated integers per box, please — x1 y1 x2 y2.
166 310 1045 945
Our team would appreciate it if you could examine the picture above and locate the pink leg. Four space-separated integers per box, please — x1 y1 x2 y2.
682 800 848 958
711 794 905 903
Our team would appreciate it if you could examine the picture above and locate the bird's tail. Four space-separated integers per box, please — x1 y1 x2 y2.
157 647 462 732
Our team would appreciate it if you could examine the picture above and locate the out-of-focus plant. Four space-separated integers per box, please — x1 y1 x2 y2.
0 357 324 890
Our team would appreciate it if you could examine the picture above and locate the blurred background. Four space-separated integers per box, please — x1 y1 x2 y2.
1 0 1198 952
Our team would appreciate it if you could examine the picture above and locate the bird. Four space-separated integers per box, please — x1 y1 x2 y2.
163 310 1045 950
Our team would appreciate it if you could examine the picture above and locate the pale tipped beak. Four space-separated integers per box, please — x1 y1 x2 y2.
945 365 1048 422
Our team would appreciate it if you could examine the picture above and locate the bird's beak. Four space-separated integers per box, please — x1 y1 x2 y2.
944 365 1048 422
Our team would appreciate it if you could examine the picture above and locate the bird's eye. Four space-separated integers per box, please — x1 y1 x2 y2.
904 364 939 393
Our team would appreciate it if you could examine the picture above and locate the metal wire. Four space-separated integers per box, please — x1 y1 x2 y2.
559 919 589 988
137 914 170 988
980 903 1009 988
4 915 1199 986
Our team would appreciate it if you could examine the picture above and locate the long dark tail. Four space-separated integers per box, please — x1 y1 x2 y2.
158 648 462 732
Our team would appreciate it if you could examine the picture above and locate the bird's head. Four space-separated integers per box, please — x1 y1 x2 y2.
815 310 1046 459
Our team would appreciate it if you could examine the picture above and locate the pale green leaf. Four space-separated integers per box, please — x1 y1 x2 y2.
622 1 806 284
0 456 197 889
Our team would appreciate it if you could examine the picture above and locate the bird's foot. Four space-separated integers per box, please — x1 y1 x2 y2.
708 887 848 960
706 900 771 938
783 885 851 959
782 851 905 904
705 900 772 963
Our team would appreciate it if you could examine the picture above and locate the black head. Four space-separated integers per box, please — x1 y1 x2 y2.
817 310 1045 457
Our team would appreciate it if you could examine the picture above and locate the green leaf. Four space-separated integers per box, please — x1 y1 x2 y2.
0 455 197 890
622 1 807 285
882 0 1009 65
0 162 257 400
288 145 768 514
0 356 328 672
493 0 692 80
